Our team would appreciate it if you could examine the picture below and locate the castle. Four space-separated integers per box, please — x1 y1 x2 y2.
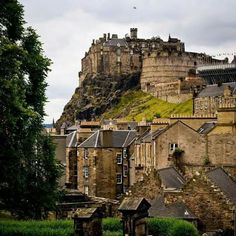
79 28 224 103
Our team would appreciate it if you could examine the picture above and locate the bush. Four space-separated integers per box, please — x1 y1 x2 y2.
170 220 199 236
147 218 175 236
102 218 122 232
147 218 199 236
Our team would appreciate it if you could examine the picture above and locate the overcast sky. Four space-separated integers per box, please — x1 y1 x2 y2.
19 0 236 123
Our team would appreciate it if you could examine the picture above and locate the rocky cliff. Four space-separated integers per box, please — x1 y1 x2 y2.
56 72 140 129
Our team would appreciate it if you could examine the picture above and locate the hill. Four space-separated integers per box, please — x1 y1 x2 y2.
102 90 193 121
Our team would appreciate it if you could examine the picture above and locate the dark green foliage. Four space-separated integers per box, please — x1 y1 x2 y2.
147 218 199 236
147 218 174 236
0 220 73 236
102 217 122 232
0 0 62 219
170 220 199 236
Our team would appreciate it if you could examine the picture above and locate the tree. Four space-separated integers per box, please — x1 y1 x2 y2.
0 0 62 219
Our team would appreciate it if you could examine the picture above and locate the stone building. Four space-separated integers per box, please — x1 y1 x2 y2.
77 130 136 199
194 82 236 116
134 105 236 178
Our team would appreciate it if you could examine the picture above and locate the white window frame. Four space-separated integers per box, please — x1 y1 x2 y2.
169 143 178 152
84 186 89 195
84 148 88 159
83 166 89 178
123 148 127 159
116 153 122 164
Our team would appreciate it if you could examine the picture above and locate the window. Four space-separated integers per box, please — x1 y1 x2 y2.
169 143 178 152
84 186 89 195
116 153 122 164
123 165 128 177
117 174 122 184
84 148 88 159
123 148 127 158
83 166 89 178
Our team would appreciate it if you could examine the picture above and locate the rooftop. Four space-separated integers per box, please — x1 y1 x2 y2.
78 130 137 148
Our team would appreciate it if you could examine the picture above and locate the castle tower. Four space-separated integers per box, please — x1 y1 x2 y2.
130 28 138 39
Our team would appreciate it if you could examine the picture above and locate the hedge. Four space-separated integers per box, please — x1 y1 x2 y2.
147 218 199 236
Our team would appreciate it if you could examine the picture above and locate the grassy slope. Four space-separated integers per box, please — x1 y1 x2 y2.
103 90 193 121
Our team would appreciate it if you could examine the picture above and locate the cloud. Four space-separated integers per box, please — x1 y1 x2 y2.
19 0 236 123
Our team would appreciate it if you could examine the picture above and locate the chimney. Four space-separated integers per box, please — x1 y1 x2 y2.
112 34 118 39
103 33 106 40
130 28 138 39
108 33 110 40
100 130 113 147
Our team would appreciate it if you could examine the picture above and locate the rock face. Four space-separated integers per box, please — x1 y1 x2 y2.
56 72 140 129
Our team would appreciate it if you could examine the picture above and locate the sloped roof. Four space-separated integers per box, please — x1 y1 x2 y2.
66 131 77 148
197 122 216 134
206 167 236 204
66 124 79 132
158 167 186 190
104 38 128 47
118 197 151 211
141 128 166 143
197 82 236 98
73 207 98 219
149 196 197 219
78 130 137 148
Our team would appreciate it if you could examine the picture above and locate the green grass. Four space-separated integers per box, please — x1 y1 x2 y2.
0 220 73 236
0 217 199 236
103 90 193 121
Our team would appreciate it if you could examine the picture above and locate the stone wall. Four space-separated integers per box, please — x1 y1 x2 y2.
207 133 236 166
164 174 235 232
140 52 220 102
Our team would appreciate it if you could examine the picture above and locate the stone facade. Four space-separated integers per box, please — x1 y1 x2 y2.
194 82 236 116
134 106 236 178
77 147 130 199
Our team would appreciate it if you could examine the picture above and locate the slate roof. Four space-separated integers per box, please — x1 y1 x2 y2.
158 167 186 190
206 167 236 204
66 124 79 132
149 196 197 219
78 130 137 148
197 122 216 134
141 128 166 143
118 197 151 211
104 38 128 47
66 131 77 148
197 82 236 98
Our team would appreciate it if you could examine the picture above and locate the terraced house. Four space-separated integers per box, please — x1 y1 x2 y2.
77 130 137 199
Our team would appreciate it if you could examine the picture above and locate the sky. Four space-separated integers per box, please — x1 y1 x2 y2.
19 0 236 124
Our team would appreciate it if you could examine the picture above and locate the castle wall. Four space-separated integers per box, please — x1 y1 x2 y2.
140 53 212 102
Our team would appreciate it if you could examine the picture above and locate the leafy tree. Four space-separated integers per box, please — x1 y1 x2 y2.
0 0 62 219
